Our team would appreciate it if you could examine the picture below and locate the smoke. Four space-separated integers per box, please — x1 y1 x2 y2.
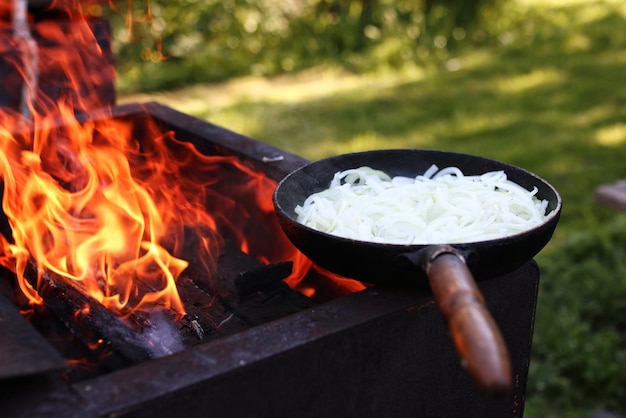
139 310 184 358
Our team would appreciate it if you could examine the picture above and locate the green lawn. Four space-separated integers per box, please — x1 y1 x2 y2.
120 1 626 415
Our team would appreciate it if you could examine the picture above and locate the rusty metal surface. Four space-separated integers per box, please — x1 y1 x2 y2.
133 102 310 182
63 261 539 418
0 292 66 380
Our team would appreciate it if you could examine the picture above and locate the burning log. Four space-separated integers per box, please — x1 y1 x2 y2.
8 235 313 379
235 261 293 297
211 240 313 326
173 274 249 345
175 239 313 343
32 267 165 364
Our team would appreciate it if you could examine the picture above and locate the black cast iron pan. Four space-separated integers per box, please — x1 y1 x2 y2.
273 149 562 396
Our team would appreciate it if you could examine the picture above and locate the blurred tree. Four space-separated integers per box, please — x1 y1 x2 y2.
107 0 509 93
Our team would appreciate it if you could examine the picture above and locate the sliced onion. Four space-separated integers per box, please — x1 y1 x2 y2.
294 165 552 244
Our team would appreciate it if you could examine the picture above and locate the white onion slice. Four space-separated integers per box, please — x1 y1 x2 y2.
294 165 552 244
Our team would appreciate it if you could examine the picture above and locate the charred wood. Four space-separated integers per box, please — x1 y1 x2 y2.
235 261 293 297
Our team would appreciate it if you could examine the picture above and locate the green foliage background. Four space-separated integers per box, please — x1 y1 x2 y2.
110 0 507 93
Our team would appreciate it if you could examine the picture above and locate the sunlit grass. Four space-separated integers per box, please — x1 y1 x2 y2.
595 123 626 147
495 68 566 94
120 66 427 114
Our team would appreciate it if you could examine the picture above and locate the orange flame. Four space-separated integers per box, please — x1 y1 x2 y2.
0 96 328 316
0 1 363 320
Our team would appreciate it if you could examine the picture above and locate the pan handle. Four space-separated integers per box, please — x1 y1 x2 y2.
420 246 512 396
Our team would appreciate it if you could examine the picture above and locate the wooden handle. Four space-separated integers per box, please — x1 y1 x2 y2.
427 252 512 396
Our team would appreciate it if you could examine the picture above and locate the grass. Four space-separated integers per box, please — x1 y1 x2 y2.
120 0 626 415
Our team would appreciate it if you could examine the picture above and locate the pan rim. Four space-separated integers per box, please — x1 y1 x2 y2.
273 148 562 250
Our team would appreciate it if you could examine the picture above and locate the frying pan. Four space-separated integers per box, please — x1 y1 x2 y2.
273 149 562 395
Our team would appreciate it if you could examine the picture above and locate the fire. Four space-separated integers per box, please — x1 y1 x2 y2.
0 0 363 319
1 103 182 315
0 99 315 316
